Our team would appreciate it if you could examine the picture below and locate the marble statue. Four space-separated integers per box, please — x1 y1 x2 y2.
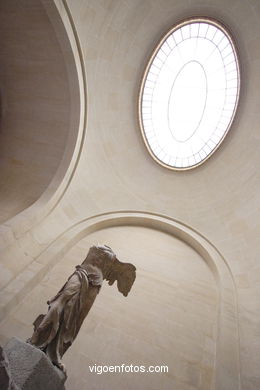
27 245 136 372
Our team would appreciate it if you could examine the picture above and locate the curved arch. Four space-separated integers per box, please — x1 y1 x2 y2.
0 0 87 244
0 210 240 389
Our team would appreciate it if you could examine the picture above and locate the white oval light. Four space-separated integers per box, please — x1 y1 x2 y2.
139 18 240 170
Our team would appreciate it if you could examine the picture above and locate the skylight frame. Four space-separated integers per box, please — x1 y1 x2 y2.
138 17 241 171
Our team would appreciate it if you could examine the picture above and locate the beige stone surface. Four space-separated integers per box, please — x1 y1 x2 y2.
0 0 259 388
0 0 80 223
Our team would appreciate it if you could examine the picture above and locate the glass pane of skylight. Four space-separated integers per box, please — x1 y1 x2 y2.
139 18 240 170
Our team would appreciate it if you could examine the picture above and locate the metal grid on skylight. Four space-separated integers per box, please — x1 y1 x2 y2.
139 18 240 170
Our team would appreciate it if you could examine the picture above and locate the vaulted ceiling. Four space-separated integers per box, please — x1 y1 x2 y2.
0 1 260 388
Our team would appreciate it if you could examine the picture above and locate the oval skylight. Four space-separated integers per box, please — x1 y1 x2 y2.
139 18 240 170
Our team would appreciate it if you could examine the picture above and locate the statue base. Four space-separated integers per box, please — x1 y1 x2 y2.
3 337 66 390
